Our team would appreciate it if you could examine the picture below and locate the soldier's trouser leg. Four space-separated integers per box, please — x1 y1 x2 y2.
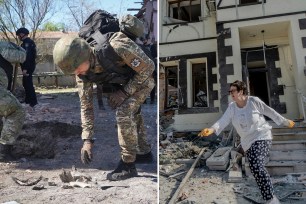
23 73 37 107
116 78 154 163
0 90 25 145
136 107 151 155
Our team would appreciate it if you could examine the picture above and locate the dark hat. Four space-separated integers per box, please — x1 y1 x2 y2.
16 28 30 35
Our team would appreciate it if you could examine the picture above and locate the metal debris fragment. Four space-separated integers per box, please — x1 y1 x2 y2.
11 175 42 186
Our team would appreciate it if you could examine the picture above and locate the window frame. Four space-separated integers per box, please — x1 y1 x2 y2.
239 0 259 5
168 0 202 23
165 65 179 109
187 58 209 108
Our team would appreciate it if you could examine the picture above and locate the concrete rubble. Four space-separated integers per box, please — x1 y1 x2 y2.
159 121 306 203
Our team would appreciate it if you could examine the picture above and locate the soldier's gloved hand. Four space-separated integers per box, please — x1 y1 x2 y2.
81 140 93 164
198 128 214 137
108 89 129 109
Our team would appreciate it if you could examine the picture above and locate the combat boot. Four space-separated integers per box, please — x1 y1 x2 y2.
107 159 138 181
0 144 13 161
135 151 154 163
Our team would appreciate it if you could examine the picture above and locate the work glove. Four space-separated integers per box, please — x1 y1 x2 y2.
198 128 214 137
284 119 295 128
81 140 93 164
108 89 129 109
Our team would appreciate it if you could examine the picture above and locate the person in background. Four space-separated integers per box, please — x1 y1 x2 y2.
198 80 295 204
16 27 38 108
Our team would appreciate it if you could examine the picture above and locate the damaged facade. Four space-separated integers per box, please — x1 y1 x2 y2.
134 0 158 45
159 0 306 131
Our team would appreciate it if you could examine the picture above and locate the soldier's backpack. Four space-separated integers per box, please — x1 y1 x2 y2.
0 41 26 63
78 10 135 84
78 9 120 44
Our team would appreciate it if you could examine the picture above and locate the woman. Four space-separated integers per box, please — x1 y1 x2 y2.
198 80 294 203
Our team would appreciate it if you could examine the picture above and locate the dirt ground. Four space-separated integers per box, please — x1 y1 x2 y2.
0 87 158 204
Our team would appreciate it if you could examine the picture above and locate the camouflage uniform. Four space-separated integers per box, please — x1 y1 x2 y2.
0 68 25 145
77 32 154 163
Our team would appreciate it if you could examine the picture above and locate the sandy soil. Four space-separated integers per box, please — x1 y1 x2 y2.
0 88 158 204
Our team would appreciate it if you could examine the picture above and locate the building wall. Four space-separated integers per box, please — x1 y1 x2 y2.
160 0 306 131
216 0 306 22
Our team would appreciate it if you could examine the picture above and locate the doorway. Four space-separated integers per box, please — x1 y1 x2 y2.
248 67 270 106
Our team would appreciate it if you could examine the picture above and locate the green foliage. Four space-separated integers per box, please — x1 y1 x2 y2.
42 22 65 31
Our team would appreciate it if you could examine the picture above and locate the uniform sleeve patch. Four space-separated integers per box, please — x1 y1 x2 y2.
131 58 141 68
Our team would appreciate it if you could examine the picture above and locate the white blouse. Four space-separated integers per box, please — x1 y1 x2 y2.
211 96 288 151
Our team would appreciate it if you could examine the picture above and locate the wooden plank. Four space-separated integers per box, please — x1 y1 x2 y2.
168 147 206 204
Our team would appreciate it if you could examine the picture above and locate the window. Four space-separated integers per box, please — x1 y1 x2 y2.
168 0 201 22
240 0 258 5
192 63 208 107
165 66 178 108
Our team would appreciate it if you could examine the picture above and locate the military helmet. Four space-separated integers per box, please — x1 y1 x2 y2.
53 36 91 74
120 14 144 38
16 27 29 35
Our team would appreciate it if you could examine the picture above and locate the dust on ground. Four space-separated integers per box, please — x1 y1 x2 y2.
0 87 158 204
159 118 306 204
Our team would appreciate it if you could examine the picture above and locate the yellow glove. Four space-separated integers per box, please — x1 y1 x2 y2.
288 120 295 128
198 128 214 137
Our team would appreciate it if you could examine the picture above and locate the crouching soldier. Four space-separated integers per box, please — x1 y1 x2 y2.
53 14 155 181
0 68 25 161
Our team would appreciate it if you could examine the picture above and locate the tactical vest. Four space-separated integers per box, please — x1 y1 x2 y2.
79 31 135 84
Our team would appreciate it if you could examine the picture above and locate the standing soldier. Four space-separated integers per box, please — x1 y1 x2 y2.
16 28 38 108
0 68 25 161
53 14 155 181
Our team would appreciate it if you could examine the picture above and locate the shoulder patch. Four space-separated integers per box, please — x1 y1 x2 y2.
131 58 141 68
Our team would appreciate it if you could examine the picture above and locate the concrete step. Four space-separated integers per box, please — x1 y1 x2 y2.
245 160 306 176
272 126 306 134
271 140 306 151
269 150 306 161
272 131 306 141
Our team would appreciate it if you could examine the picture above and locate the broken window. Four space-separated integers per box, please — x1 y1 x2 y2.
165 66 178 108
168 0 201 22
240 0 258 5
192 63 208 107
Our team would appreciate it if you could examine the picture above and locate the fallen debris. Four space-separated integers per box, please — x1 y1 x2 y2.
168 148 206 204
69 182 91 188
59 168 92 183
59 170 74 183
32 185 45 190
100 185 129 190
206 147 232 170
11 176 42 186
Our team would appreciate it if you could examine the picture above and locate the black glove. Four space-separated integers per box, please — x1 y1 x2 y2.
81 140 93 164
108 89 129 109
